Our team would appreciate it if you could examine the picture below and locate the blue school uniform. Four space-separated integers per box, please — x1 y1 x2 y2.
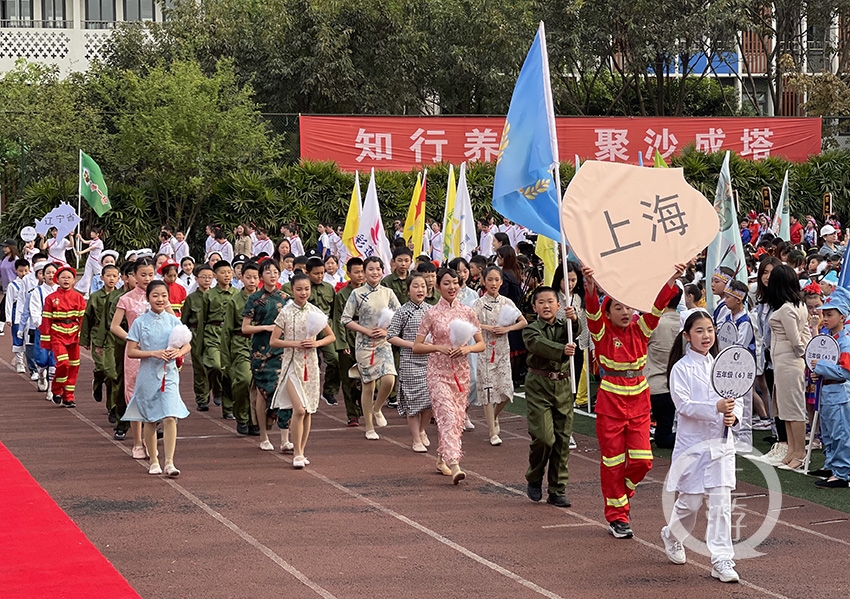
812 330 850 481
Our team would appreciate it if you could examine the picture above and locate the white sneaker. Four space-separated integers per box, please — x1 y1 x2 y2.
464 415 475 430
292 455 306 469
711 559 739 583
765 443 788 466
15 360 25 374
365 430 379 440
569 435 577 450
303 457 310 465
374 411 387 428
489 435 502 446
148 463 162 475
412 442 427 453
660 526 686 564
280 441 294 453
259 440 274 451
38 370 49 392
30 371 39 381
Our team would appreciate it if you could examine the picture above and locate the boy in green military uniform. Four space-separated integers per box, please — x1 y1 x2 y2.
305 257 339 405
522 285 579 508
382 247 413 305
203 260 236 418
80 263 119 404
104 262 134 440
182 265 213 411
334 257 365 425
416 262 442 306
225 261 259 435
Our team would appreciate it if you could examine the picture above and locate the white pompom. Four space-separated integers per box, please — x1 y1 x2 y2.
449 318 478 348
496 304 522 327
305 311 329 338
167 323 193 349
377 307 395 330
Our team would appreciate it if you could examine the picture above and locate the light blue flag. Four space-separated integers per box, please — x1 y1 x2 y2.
838 243 850 289
492 22 560 241
705 151 747 313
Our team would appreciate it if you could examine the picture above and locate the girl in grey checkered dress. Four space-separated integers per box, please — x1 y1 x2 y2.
388 273 433 453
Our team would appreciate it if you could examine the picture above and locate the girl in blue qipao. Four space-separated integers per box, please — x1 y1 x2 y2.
124 280 191 477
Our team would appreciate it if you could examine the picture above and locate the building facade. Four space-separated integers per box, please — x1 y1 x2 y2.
0 0 163 73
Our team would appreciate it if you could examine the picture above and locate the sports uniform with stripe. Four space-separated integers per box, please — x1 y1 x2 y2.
585 281 679 525
40 287 86 403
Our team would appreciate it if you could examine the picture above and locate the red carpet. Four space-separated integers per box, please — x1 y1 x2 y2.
0 442 141 599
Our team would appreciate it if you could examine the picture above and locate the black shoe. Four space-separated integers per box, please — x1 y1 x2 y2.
322 394 338 406
763 435 778 444
108 408 117 424
608 520 634 539
113 430 126 441
213 396 222 406
93 386 103 403
248 425 261 436
236 422 250 435
527 480 543 502
223 413 236 420
386 398 398 408
51 394 63 405
156 428 163 439
197 404 209 412
809 468 833 478
815 478 849 489
62 400 76 408
546 494 571 508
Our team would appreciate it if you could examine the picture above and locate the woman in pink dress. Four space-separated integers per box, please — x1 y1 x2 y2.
414 268 485 484
110 257 174 459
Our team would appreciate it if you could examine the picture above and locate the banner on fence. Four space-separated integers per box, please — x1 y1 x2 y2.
300 115 821 171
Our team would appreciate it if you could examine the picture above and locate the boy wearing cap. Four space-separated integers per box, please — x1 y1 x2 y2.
203 260 236 417
41 265 86 407
80 263 119 404
231 254 247 290
820 271 838 297
811 286 850 488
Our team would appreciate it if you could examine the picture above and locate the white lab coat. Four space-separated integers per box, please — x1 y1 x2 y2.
668 347 743 494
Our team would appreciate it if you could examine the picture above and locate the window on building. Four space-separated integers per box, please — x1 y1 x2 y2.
85 0 114 28
1 0 33 25
123 0 154 22
41 0 65 26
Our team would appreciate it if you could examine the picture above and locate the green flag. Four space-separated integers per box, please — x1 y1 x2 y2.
79 151 111 217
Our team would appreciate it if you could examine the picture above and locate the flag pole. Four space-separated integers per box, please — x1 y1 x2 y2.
76 149 82 269
539 20 576 394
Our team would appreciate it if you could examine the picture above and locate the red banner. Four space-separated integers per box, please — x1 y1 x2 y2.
300 115 821 171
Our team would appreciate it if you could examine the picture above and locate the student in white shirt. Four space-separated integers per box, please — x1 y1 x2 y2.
74 229 105 296
282 224 305 257
252 227 274 257
41 229 73 266
173 231 190 263
477 219 494 258
210 231 234 263
429 222 444 264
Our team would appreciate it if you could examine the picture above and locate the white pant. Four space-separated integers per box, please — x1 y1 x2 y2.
669 487 734 564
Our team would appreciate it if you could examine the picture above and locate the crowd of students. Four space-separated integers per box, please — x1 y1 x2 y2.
3 210 850 587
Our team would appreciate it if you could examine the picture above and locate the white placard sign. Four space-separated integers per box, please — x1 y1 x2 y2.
716 321 739 351
19 226 37 242
711 346 756 399
34 202 80 240
805 334 840 370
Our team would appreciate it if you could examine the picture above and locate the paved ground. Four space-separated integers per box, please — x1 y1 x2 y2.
1 342 849 599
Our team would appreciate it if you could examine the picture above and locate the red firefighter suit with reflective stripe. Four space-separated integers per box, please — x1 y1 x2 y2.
40 287 86 401
585 281 679 524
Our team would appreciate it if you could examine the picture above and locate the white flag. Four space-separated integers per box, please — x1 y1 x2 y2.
455 163 477 260
354 168 393 271
771 170 790 241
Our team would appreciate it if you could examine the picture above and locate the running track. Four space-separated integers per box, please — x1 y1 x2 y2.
1 342 849 599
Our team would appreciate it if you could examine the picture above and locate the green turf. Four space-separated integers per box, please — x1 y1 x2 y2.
506 389 850 514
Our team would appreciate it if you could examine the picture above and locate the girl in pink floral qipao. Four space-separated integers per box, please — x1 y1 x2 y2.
414 268 485 484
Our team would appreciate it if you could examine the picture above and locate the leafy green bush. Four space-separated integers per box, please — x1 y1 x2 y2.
4 150 850 257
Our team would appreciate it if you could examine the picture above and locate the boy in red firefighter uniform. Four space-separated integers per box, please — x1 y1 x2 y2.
41 265 87 408
583 264 685 539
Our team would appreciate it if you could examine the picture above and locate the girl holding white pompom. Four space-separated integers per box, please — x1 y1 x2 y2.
123 280 192 477
473 266 527 446
270 273 336 469
413 268 485 484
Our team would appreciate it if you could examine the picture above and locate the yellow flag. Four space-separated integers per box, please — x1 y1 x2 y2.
342 171 362 257
535 234 557 286
442 165 458 260
404 170 427 255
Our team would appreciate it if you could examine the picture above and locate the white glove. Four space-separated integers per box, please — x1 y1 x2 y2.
16 329 24 339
